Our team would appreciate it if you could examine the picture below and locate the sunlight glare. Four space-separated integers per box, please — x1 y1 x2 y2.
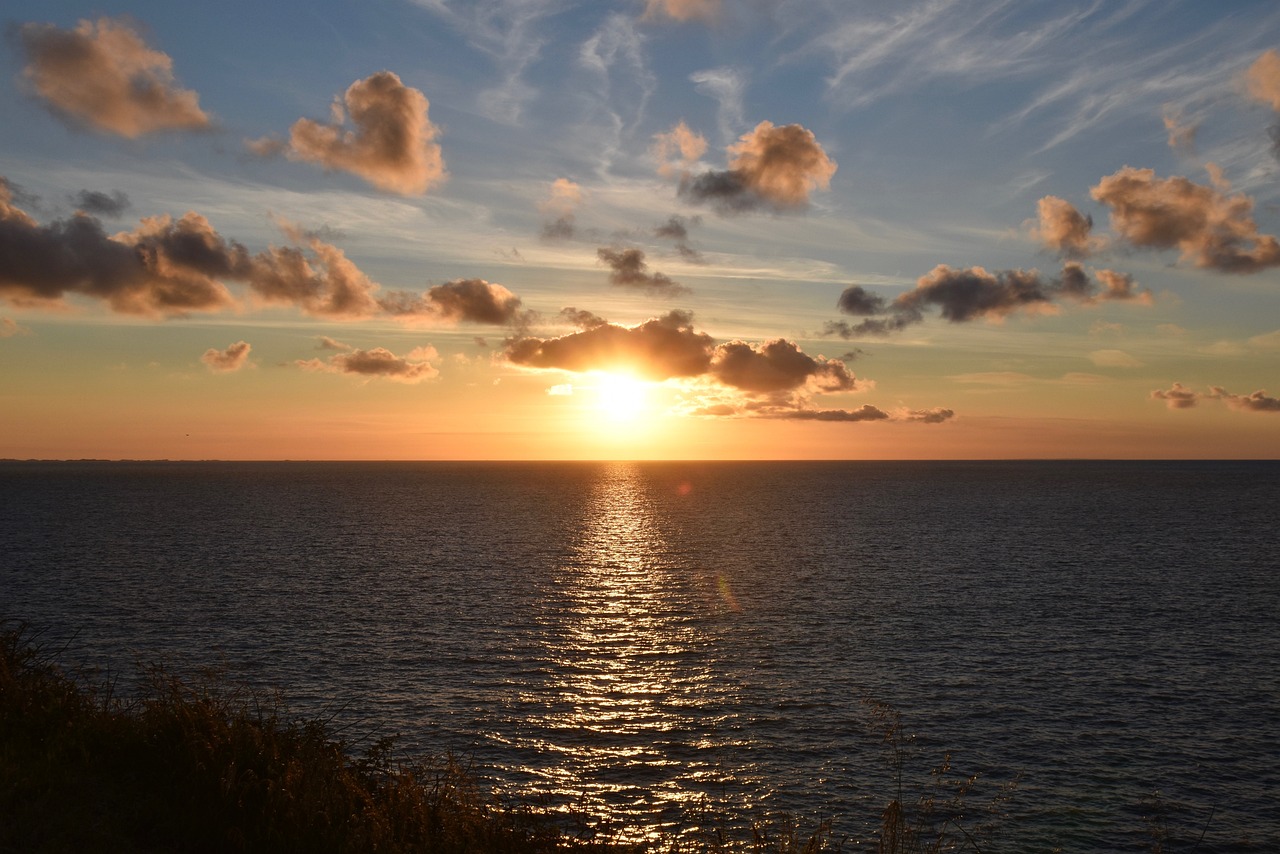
594 373 648 422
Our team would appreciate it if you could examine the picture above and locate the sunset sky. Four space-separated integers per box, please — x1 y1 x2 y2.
2 0 1278 459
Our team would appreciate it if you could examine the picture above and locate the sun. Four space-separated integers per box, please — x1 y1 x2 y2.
593 372 649 422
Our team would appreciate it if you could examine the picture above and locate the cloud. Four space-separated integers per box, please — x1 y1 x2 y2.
0 182 393 319
835 285 887 316
317 336 350 350
1244 50 1280 111
18 17 210 138
824 262 1148 339
1210 386 1280 413
558 306 610 329
1151 382 1280 413
71 190 130 218
538 178 583 241
1 316 32 338
1031 196 1100 258
1089 349 1143 368
296 344 439 383
652 121 708 177
642 0 720 24
378 278 530 326
679 121 837 213
201 340 251 372
710 338 862 394
1247 329 1280 350
1090 166 1280 274
505 309 713 380
254 72 445 195
597 247 689 296
1162 106 1198 153
690 67 746 143
898 407 955 423
774 405 890 422
653 215 704 262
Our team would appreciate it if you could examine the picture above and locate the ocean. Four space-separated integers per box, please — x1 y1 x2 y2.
2 460 1277 850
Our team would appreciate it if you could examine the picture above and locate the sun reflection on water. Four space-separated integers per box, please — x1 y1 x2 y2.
498 463 753 841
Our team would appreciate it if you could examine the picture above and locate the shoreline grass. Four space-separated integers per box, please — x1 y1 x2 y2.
1 622 1016 853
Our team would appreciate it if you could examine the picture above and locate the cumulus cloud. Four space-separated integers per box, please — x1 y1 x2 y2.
1244 50 1280 112
597 247 688 296
0 182 390 319
505 309 713 380
652 121 708 177
72 190 130 218
18 17 210 137
296 343 439 382
378 278 531 327
824 262 1149 339
710 338 862 394
1032 196 1101 258
1210 386 1280 413
1090 166 1280 274
503 308 924 425
835 285 887 316
1150 382 1200 409
642 0 720 24
201 340 251 372
253 72 445 195
1151 382 1280 413
679 121 837 213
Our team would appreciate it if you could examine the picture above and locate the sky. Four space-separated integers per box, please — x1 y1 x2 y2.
1 0 1279 460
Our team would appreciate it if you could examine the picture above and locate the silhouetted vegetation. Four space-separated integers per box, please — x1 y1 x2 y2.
1 623 1019 852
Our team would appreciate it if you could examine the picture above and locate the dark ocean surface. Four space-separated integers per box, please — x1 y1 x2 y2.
2 460 1277 850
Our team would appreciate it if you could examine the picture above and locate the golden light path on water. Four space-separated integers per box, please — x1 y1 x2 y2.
497 463 754 841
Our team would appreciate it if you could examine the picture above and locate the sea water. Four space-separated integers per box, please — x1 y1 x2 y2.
2 460 1276 850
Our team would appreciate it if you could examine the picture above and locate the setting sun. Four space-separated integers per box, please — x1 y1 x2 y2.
592 373 649 422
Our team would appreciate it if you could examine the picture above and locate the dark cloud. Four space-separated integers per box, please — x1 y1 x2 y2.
316 336 350 350
18 17 210 138
653 215 705 263
379 278 529 327
72 190 130 217
558 307 610 329
1090 167 1280 274
679 121 836 213
900 407 955 423
252 72 445 195
540 215 576 241
201 340 251 372
710 338 861 393
0 181 388 318
505 309 713 380
597 247 689 296
836 285 887 316
296 345 438 383
824 262 1149 339
773 405 890 422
